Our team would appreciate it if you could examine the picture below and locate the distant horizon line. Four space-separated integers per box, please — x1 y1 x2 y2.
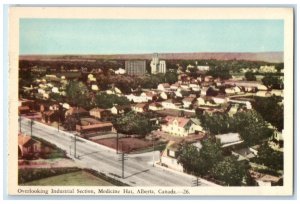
19 51 283 56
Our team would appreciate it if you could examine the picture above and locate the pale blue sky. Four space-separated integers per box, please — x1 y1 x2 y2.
20 19 284 55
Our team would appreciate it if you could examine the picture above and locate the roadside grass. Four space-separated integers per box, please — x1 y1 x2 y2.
22 170 115 186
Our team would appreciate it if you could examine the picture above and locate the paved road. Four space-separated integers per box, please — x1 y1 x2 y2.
19 117 215 187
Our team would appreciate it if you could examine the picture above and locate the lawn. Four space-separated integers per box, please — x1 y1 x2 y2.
23 170 114 186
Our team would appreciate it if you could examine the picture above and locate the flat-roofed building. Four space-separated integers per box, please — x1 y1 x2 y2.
125 60 147 76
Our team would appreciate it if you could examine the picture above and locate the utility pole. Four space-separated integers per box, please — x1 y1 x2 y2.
74 133 77 158
116 132 119 154
192 177 201 187
118 143 128 179
30 119 34 137
152 134 155 167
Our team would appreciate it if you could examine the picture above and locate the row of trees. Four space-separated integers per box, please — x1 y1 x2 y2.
177 139 252 186
198 110 274 146
252 96 284 131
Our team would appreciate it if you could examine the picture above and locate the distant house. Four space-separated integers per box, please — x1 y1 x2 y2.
232 148 256 161
115 68 126 75
161 141 184 172
126 94 148 103
161 116 203 137
140 91 157 101
161 99 181 109
111 105 130 115
215 133 243 148
19 106 30 115
149 102 164 111
76 122 114 134
65 107 89 118
160 92 168 100
170 83 180 90
157 83 170 91
132 103 149 113
89 108 111 120
182 96 196 109
212 95 228 104
18 133 42 158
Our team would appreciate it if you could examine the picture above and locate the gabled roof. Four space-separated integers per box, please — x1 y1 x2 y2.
164 116 191 128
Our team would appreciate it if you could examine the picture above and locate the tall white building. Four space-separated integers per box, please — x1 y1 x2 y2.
150 53 166 74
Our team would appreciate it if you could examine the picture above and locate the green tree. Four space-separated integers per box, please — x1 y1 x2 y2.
232 110 274 146
165 71 178 84
245 71 256 81
262 75 283 89
63 115 80 131
255 142 283 170
113 111 154 136
211 156 250 186
95 93 130 109
177 139 223 176
65 81 91 109
252 96 283 131
199 113 233 135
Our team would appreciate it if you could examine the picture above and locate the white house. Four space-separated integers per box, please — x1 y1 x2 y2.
161 116 203 137
161 99 181 109
115 68 126 75
157 83 170 91
160 141 184 172
160 92 168 100
132 103 148 113
212 95 228 104
149 102 164 111
182 97 196 109
51 87 59 93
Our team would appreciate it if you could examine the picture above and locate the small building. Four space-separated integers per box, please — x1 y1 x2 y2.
215 133 243 148
131 103 149 113
161 99 181 110
157 83 170 91
161 141 184 172
115 68 126 75
76 122 114 134
18 133 42 158
182 97 196 109
65 107 89 118
111 105 130 115
89 108 111 120
149 102 164 111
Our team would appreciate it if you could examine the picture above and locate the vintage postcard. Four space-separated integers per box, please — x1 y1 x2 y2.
8 7 294 196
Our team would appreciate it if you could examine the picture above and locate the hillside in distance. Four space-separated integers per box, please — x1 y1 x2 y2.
20 52 283 63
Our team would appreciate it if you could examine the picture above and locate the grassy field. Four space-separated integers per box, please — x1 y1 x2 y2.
23 170 114 186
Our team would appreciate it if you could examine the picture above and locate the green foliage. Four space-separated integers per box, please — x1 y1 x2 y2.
164 71 178 84
113 111 154 136
65 81 91 109
252 96 283 131
207 66 232 80
49 92 64 103
199 113 233 134
255 142 283 170
211 156 250 186
177 139 223 176
232 110 274 146
198 110 274 146
63 116 80 131
19 167 80 184
244 71 257 81
177 140 251 185
95 93 130 109
262 75 283 89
